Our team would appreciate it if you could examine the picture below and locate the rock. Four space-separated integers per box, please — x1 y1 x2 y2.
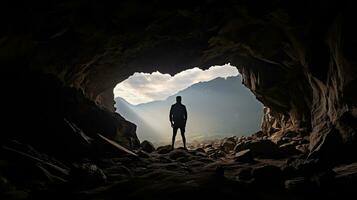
285 177 314 191
333 162 357 179
156 145 172 154
295 144 309 154
189 149 207 157
286 158 326 176
2 190 30 200
299 137 310 144
270 130 303 144
252 165 283 186
275 137 291 146
0 176 11 192
251 130 265 138
251 139 280 156
140 140 155 153
105 165 132 177
195 148 206 154
285 131 301 138
281 165 299 179
221 139 236 152
176 156 190 163
206 148 216 155
279 142 301 157
155 156 172 163
236 136 244 143
186 160 205 168
234 149 253 163
236 168 253 181
168 149 189 160
310 170 336 188
71 163 107 188
209 150 226 159
136 150 151 158
333 162 357 189
237 139 280 158
225 136 236 143
234 140 251 152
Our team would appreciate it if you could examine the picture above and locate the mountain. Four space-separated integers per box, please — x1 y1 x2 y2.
115 75 264 143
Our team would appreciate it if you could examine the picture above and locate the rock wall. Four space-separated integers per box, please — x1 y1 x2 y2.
230 8 357 161
1 0 356 161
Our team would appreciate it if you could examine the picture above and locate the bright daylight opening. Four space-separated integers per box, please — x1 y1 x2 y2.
113 64 263 146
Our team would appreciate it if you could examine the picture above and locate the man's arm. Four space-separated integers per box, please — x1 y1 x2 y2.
169 105 173 123
184 105 187 122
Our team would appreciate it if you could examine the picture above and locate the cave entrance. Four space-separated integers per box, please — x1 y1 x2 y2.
113 64 263 147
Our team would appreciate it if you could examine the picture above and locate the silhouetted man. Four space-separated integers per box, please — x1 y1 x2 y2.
169 96 187 149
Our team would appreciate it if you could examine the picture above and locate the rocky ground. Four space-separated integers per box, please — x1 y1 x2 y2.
1 131 357 200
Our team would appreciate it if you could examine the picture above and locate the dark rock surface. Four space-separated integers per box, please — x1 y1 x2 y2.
1 135 357 199
1 0 356 157
235 139 281 158
234 149 253 163
0 0 357 199
140 140 155 153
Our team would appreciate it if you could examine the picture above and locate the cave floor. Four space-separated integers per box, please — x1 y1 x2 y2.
1 143 357 200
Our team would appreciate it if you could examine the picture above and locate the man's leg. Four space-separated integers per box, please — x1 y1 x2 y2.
172 127 178 149
180 127 186 149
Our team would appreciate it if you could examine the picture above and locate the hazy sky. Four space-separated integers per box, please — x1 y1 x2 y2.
114 64 239 105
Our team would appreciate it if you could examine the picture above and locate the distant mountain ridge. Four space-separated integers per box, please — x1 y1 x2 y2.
115 76 263 143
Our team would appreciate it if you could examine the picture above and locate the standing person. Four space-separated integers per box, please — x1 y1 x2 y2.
169 96 187 149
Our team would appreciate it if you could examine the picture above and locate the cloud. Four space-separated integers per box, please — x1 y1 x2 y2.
114 63 239 105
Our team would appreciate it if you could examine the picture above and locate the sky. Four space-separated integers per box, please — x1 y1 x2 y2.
113 63 239 105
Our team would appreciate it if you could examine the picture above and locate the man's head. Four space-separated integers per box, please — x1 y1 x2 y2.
176 96 182 103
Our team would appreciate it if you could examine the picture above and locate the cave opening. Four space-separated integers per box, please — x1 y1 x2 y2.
113 64 264 147
1 0 357 199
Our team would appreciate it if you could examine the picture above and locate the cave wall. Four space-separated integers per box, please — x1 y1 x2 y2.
1 0 356 159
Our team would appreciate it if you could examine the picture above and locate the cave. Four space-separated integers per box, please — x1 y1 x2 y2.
1 0 356 199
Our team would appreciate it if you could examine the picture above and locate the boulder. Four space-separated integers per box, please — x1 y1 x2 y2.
234 140 251 152
195 148 206 153
279 142 302 157
251 130 265 139
209 150 226 159
136 150 150 158
285 131 301 138
310 170 336 188
168 149 189 160
275 137 291 146
333 162 357 189
251 139 280 158
70 163 107 188
296 144 309 153
140 140 155 153
176 156 190 163
236 167 253 181
234 149 253 163
252 165 283 187
221 139 236 152
156 145 172 154
189 148 207 157
284 177 314 191
237 139 280 158
286 158 326 176
225 136 236 143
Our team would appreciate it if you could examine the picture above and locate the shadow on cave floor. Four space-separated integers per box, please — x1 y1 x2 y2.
1 135 357 200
